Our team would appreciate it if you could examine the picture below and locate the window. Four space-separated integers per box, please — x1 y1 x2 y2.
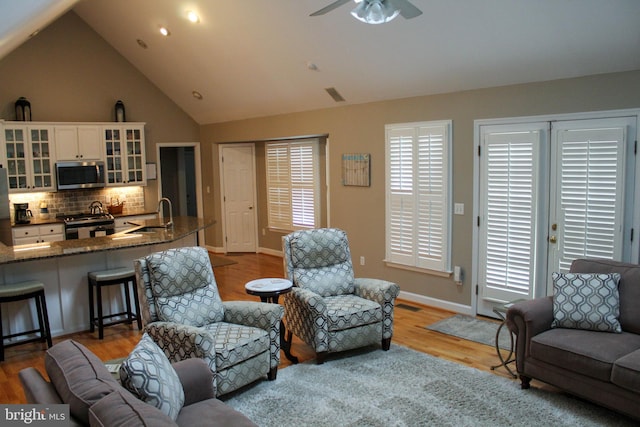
385 120 452 272
266 139 320 230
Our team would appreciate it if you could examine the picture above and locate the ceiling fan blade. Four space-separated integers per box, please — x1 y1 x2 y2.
310 0 353 16
390 0 423 19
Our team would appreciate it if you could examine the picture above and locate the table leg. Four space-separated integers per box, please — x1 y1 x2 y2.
262 295 298 363
490 318 517 378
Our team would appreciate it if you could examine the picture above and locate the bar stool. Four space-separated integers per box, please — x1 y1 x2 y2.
88 267 142 339
0 280 52 362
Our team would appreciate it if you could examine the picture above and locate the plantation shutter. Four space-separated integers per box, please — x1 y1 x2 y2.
479 129 541 301
266 140 318 230
386 121 451 272
554 126 626 272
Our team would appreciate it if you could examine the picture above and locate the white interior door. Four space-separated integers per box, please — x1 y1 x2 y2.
221 144 257 253
477 115 636 317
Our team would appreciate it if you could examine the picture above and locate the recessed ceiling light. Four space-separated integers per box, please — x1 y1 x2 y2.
187 11 200 23
159 26 171 37
192 91 203 100
136 39 148 49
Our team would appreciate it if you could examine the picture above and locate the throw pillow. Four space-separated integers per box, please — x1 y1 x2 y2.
119 333 185 420
551 272 622 333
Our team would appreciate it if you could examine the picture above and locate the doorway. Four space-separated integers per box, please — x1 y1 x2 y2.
157 142 204 243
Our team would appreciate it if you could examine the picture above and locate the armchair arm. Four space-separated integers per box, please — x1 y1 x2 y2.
283 287 329 352
172 358 215 406
506 296 553 373
222 301 284 369
19 367 63 404
354 278 400 339
144 322 217 384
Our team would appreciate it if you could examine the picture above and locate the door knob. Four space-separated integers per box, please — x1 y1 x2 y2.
549 235 557 244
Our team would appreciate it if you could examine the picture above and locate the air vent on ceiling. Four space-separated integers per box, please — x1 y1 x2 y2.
325 87 345 102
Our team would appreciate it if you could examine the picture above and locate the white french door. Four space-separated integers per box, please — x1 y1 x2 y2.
477 115 636 317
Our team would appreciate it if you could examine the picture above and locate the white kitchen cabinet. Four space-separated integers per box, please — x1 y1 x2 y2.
12 224 64 245
114 213 157 232
103 124 146 186
2 124 56 192
55 125 102 161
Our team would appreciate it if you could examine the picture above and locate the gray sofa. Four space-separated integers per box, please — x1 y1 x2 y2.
506 258 640 420
19 339 256 427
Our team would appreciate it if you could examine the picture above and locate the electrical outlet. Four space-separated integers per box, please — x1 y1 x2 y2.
360 256 365 266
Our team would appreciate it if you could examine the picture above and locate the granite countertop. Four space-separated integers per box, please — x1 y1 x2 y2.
11 210 158 227
0 216 214 265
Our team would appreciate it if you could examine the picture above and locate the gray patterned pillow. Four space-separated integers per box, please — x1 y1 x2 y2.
119 333 185 420
551 272 622 333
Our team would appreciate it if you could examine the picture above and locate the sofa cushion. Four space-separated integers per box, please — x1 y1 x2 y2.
88 390 177 427
202 322 269 371
146 246 224 325
176 398 258 427
324 294 382 331
612 350 640 394
530 328 640 382
551 272 621 333
120 333 185 421
570 258 640 334
44 340 120 425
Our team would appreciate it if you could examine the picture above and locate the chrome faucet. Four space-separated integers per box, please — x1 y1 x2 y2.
157 197 174 228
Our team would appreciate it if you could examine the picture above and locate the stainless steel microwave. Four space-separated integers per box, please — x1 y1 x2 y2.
56 161 106 190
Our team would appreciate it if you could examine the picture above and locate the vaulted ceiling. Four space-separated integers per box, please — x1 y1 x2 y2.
2 1 640 124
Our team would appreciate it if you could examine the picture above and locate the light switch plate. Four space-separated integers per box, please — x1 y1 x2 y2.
454 203 464 215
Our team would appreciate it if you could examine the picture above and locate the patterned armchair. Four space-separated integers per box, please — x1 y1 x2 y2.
134 246 283 396
282 228 400 364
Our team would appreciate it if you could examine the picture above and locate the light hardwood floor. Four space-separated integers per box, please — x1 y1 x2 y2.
0 252 520 404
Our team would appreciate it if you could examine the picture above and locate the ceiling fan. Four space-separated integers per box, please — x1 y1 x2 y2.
310 0 423 24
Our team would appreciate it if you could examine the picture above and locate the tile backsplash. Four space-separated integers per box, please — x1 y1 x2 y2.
9 186 144 220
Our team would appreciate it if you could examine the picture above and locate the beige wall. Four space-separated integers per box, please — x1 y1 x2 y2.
0 12 200 213
2 10 639 307
201 70 640 306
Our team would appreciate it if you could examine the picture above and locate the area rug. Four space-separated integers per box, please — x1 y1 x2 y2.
222 345 635 426
427 314 510 350
209 254 238 268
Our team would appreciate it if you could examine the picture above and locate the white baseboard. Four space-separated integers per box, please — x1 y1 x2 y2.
399 290 473 316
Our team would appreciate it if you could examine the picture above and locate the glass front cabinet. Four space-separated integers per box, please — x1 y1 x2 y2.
2 125 55 192
103 124 146 186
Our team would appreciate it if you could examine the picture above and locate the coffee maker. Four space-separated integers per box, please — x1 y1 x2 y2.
14 203 33 224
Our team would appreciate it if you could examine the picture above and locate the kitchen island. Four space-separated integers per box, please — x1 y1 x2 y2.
0 216 214 339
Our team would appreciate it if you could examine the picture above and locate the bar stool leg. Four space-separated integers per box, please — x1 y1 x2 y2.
123 280 133 324
96 283 104 340
34 292 46 343
0 303 4 362
88 278 95 333
39 290 52 348
131 278 142 330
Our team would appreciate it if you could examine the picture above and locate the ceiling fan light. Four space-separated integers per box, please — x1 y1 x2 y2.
351 0 400 24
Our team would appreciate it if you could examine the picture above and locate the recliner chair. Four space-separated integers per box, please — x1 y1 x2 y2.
282 228 400 364
135 246 283 396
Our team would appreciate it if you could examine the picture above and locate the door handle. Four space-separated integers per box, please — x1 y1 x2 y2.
549 235 557 244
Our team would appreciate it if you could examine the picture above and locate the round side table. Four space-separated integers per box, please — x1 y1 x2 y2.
245 278 298 364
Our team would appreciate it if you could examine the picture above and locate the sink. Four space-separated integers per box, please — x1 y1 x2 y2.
124 225 170 234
